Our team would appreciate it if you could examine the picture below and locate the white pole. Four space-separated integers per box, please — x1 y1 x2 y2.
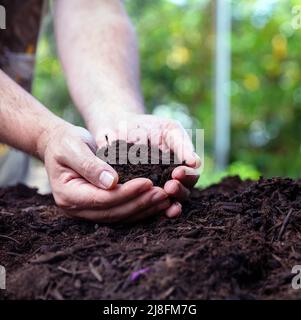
214 0 231 170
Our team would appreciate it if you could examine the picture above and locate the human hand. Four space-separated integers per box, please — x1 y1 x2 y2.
88 112 201 217
38 123 173 223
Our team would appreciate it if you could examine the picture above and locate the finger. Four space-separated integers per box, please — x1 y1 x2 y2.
164 180 190 202
164 121 201 168
172 166 199 189
108 186 169 221
56 175 153 209
165 202 182 219
96 178 154 207
126 199 171 223
66 187 169 223
62 139 119 190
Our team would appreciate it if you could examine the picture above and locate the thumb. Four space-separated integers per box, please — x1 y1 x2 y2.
64 142 119 190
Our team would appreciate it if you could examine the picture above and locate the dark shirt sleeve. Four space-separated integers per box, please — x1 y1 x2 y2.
0 0 45 91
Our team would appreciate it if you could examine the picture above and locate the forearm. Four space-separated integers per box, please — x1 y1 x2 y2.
0 70 64 159
53 0 144 131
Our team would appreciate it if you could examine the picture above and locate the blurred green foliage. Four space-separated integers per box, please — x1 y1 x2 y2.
231 0 301 179
33 0 301 185
197 158 260 187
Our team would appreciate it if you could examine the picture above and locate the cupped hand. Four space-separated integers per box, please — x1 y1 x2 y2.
39 123 174 223
88 112 201 217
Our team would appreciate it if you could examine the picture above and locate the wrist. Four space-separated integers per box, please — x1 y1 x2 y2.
84 101 145 134
36 118 69 161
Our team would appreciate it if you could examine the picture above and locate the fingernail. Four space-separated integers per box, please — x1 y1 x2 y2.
169 202 182 218
171 183 179 194
99 171 115 189
184 167 200 176
152 192 168 202
175 202 182 209
193 152 201 168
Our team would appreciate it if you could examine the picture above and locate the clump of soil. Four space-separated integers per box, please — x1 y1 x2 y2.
97 140 182 187
1 176 301 300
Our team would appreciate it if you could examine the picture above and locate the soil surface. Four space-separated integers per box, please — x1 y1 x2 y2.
97 140 182 187
1 176 301 300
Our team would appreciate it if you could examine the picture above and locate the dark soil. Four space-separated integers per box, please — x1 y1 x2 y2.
1 176 301 300
97 140 182 187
